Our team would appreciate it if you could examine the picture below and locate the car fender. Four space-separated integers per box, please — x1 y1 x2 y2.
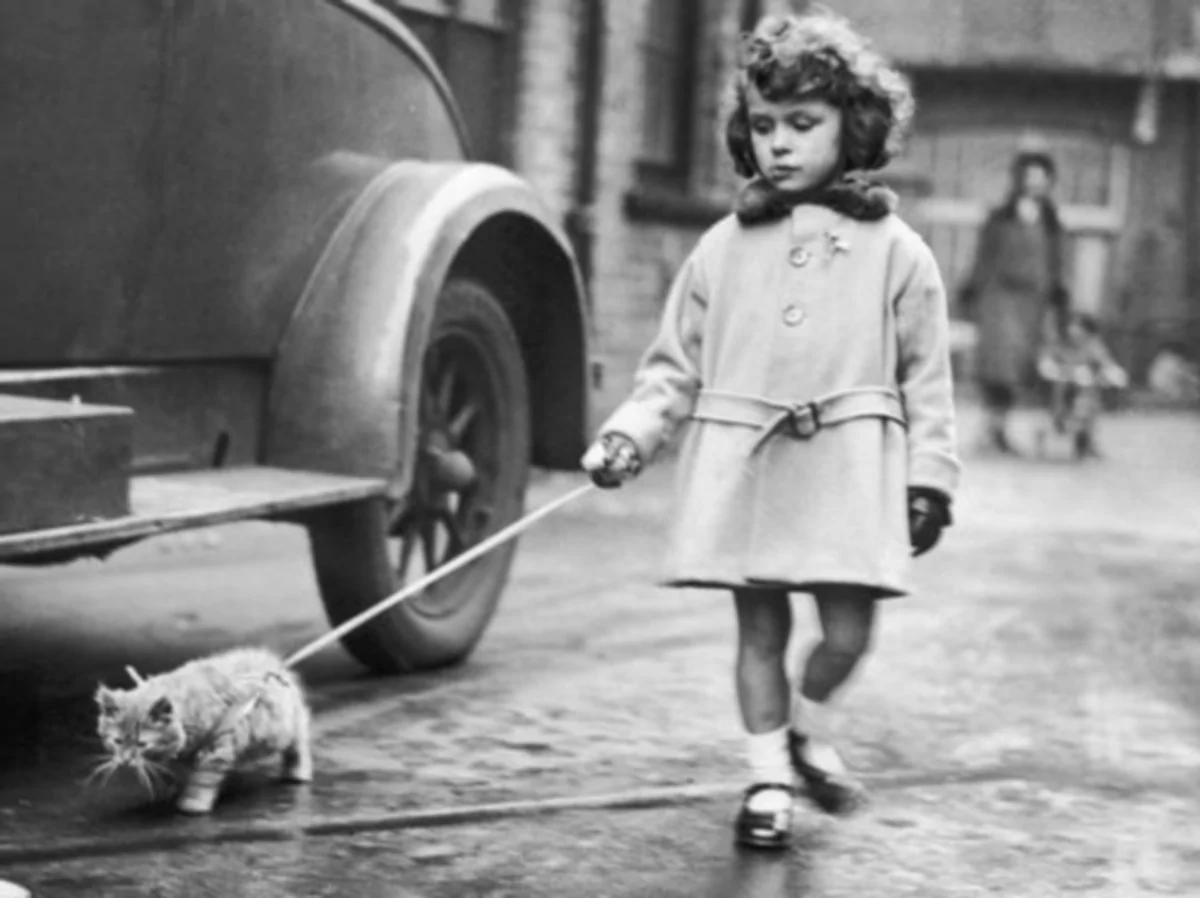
263 159 589 497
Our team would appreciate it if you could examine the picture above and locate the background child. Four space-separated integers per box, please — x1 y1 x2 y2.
1036 308 1128 458
582 9 960 848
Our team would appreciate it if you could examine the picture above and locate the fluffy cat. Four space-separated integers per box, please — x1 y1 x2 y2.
93 646 313 815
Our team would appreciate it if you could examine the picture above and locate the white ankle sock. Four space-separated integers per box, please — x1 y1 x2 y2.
745 726 793 812
792 694 828 738
792 695 847 775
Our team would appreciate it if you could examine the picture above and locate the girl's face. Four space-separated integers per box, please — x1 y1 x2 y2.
746 85 842 192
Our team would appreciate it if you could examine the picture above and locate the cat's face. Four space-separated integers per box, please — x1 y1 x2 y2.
95 686 187 764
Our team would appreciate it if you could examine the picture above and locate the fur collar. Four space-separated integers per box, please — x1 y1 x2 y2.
735 173 897 225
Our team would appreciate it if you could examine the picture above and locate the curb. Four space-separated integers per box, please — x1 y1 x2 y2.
0 766 1024 867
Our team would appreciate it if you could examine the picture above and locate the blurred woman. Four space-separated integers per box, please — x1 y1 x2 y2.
960 151 1069 453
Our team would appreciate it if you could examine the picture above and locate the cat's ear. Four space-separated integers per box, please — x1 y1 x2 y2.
95 685 121 716
148 696 174 724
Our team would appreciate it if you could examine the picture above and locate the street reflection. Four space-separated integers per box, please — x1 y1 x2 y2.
704 835 822 898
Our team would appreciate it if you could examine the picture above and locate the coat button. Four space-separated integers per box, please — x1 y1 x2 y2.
782 304 805 326
788 247 810 267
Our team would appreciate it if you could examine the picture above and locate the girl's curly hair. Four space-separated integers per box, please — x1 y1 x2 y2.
726 9 915 178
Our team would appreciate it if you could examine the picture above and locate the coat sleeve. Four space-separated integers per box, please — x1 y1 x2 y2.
1046 209 1070 308
894 239 962 499
958 211 1000 313
597 248 709 463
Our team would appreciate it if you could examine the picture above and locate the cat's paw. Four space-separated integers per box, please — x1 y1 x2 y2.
280 748 313 784
176 794 215 815
176 783 218 815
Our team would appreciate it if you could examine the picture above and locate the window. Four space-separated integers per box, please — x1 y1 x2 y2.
638 0 701 189
388 0 521 165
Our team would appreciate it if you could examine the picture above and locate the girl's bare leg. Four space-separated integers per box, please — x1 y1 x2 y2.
799 586 876 703
733 588 793 734
792 585 878 813
732 588 796 841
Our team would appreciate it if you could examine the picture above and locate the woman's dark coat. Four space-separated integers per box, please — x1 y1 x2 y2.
961 200 1067 389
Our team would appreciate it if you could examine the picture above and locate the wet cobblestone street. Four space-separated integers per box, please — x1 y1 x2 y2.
0 403 1198 896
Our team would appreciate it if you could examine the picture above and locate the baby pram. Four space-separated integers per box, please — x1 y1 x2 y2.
1032 310 1128 460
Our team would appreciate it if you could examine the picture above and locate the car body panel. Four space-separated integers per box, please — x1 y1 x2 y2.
265 159 588 489
0 1 167 361
0 0 467 361
0 0 589 560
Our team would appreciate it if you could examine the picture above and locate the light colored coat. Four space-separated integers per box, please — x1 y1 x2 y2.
600 204 961 597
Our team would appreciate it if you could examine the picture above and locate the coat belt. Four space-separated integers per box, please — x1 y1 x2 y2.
691 387 906 454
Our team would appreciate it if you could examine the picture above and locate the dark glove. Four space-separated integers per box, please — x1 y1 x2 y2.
908 487 952 557
580 433 642 489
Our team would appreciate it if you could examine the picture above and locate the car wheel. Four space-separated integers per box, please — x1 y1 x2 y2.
306 278 531 673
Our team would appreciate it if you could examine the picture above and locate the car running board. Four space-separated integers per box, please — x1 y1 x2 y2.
0 466 388 561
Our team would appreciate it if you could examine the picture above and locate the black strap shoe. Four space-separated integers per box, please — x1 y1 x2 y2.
788 730 867 815
733 783 795 849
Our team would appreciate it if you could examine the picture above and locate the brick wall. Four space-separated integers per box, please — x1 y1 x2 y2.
507 0 753 426
509 0 580 226
586 1 746 419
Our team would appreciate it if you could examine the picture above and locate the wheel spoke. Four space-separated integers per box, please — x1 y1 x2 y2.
439 508 466 554
447 400 480 443
397 532 416 579
421 518 439 571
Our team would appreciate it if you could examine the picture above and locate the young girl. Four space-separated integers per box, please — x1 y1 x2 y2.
582 10 961 848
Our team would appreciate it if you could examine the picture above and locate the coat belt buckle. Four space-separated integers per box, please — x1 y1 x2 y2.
786 402 822 439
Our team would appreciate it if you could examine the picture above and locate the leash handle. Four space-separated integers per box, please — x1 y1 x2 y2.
284 482 595 668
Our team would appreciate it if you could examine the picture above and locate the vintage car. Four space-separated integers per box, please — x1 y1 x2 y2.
0 0 590 673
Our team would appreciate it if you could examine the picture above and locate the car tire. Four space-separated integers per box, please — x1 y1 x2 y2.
305 278 530 673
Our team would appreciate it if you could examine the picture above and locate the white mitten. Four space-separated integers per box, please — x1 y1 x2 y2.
580 434 642 488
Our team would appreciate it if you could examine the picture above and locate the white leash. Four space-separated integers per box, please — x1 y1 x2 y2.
124 481 597 738
284 481 596 668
